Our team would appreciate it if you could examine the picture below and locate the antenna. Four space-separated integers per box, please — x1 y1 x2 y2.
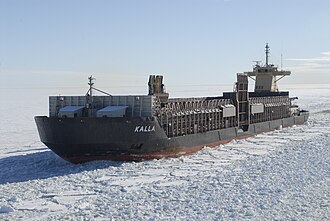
281 53 283 70
265 43 270 66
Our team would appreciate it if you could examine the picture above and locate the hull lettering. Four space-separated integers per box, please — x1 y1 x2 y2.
134 126 155 133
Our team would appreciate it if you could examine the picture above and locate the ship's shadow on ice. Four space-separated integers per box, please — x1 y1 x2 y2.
0 151 123 184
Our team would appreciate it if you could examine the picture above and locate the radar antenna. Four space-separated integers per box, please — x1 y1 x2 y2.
253 60 262 66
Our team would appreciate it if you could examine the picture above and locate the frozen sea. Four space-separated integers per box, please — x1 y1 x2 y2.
0 84 329 220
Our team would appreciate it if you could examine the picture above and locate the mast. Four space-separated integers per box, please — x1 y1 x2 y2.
85 75 112 116
86 75 95 116
265 43 270 66
88 75 95 97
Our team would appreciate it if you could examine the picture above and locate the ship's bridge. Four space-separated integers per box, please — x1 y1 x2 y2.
243 44 291 93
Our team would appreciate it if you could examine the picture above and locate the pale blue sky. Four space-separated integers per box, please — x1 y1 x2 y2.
1 0 330 93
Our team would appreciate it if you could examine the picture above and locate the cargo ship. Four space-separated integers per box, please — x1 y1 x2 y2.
35 44 309 163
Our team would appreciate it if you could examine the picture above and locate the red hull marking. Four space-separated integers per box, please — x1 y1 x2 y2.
67 130 270 163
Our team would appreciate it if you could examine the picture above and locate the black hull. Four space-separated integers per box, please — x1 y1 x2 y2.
35 113 309 164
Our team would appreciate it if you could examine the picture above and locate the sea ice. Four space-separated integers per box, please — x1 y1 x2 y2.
0 205 14 214
0 86 329 220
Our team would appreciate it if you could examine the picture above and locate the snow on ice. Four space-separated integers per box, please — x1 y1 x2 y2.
0 86 329 220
